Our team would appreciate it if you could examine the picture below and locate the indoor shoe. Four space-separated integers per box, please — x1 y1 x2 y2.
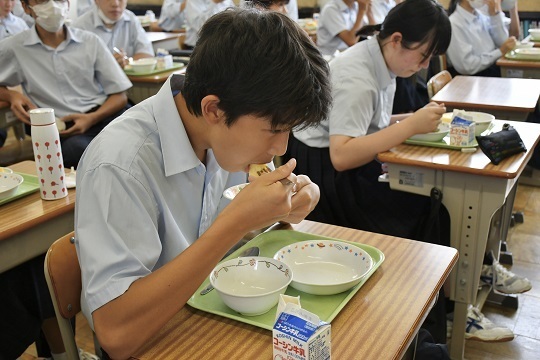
480 260 532 294
465 306 514 342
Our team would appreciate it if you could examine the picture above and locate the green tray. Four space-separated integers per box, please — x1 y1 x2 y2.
124 62 185 76
187 230 384 330
0 172 40 206
505 49 540 62
405 135 477 150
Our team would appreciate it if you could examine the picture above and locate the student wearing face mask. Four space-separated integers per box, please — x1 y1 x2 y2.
71 0 154 69
446 0 518 77
0 0 132 169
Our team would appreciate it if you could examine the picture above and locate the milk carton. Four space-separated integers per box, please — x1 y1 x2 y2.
450 116 476 147
273 295 331 360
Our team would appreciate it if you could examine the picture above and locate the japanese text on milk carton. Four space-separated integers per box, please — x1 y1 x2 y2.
273 295 331 360
450 116 476 147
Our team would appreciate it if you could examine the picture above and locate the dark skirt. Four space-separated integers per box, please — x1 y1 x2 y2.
288 135 450 246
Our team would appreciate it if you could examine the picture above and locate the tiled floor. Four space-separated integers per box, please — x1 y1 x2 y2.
22 183 540 359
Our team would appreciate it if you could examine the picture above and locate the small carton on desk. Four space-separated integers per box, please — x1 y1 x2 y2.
450 116 476 147
273 295 331 360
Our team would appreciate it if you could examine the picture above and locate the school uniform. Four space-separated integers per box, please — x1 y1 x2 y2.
158 0 186 31
446 4 508 76
77 0 94 17
0 25 132 167
0 12 28 40
75 74 246 329
291 36 449 246
184 0 235 48
370 0 395 24
13 0 34 27
71 7 155 58
316 0 358 56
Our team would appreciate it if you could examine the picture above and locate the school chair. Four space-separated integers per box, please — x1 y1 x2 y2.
427 70 452 99
44 232 101 359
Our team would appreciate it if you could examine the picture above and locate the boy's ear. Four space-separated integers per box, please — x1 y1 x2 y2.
201 95 225 125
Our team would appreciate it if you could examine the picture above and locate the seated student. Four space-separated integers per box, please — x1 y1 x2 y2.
71 0 154 69
446 0 518 77
247 0 289 14
369 0 400 24
184 0 235 49
157 0 187 32
0 0 132 169
316 0 375 56
75 7 331 359
0 0 29 40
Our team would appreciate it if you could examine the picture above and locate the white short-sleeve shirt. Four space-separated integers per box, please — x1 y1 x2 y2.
294 36 395 148
446 5 508 75
316 0 358 56
184 0 235 47
0 12 28 40
0 26 132 117
75 74 247 328
158 0 186 31
71 8 155 57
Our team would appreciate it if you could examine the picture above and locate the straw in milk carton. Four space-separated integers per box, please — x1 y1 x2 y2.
273 295 331 360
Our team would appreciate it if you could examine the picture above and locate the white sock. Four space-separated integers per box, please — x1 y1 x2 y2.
51 352 68 360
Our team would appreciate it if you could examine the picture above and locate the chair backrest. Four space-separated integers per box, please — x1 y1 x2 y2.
44 231 82 359
427 70 452 99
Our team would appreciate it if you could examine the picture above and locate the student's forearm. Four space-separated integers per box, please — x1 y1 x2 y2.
92 216 251 360
0 86 16 103
87 92 128 126
330 121 417 171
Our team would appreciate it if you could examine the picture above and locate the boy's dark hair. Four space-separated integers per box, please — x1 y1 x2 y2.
183 7 331 131
357 0 451 63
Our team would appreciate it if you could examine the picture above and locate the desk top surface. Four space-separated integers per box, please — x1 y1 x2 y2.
127 67 186 84
145 32 180 42
0 161 76 241
378 120 540 178
431 76 540 111
496 55 540 68
131 221 457 360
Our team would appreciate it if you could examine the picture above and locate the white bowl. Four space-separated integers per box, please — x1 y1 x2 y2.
0 173 24 200
223 183 248 200
409 123 450 142
0 167 13 174
466 111 495 135
210 256 292 316
529 29 540 41
130 58 157 73
274 240 373 295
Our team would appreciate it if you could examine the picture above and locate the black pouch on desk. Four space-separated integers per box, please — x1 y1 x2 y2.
476 124 527 165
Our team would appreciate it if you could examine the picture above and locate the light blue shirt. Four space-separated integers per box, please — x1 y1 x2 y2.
0 26 132 117
71 7 154 58
286 0 298 21
77 0 94 17
294 36 395 148
446 5 508 75
317 0 358 56
158 0 186 31
184 0 235 47
75 74 247 328
0 12 29 40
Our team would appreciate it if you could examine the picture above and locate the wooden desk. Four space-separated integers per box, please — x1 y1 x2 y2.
0 161 75 273
127 67 186 103
431 75 540 120
145 32 181 52
378 120 540 359
496 56 540 79
132 221 458 360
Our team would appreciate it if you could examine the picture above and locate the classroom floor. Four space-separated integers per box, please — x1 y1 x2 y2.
20 183 540 360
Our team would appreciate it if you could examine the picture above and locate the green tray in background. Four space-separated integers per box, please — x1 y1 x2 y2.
405 135 477 150
124 62 185 76
0 172 40 206
187 230 384 331
505 49 540 62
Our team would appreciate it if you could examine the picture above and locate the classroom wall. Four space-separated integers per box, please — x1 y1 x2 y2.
438 0 539 12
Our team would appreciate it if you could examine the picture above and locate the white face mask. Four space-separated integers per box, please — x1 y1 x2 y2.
97 7 117 26
468 0 486 10
31 0 68 32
